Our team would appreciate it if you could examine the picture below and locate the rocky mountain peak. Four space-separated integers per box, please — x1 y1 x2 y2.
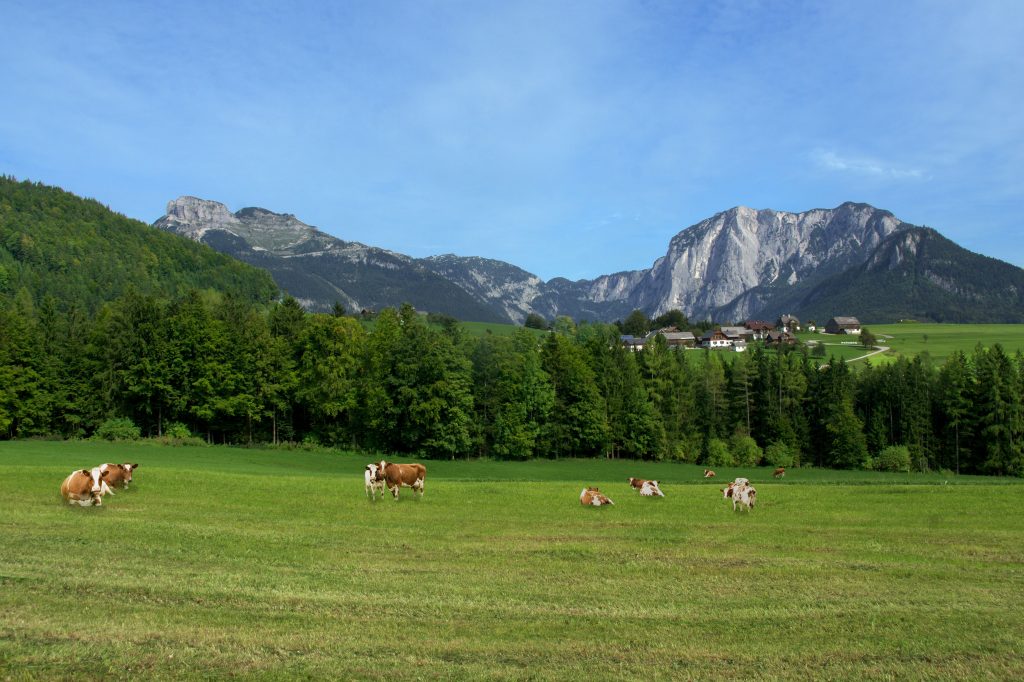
158 196 240 239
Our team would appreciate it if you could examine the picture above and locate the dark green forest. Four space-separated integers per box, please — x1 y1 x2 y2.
1 288 1022 475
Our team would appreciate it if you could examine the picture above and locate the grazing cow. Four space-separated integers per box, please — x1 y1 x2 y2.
377 461 426 500
773 467 786 479
100 462 139 489
60 468 111 507
580 487 614 507
364 463 386 500
722 483 757 511
703 469 716 478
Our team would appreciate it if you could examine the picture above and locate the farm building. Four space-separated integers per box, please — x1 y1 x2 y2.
744 320 774 340
720 326 754 343
701 329 732 349
765 330 798 346
777 314 800 332
825 317 862 335
648 328 696 348
620 335 645 351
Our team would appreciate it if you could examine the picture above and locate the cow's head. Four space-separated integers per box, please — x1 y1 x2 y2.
85 468 109 504
366 463 383 481
116 463 138 484
722 485 734 499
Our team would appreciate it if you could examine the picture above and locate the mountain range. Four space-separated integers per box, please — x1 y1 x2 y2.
154 196 1024 324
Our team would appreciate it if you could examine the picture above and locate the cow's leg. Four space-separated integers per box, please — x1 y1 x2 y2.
390 484 400 500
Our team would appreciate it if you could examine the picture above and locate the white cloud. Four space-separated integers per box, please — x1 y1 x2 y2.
813 149 925 180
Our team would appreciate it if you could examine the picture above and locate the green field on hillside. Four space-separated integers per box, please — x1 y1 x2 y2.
459 320 547 338
2 441 1022 679
867 322 1024 362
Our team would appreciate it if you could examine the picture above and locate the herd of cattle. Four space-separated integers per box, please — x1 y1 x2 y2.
59 463 139 506
363 459 782 511
60 459 781 511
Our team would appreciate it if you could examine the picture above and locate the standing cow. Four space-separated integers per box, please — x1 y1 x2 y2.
60 468 111 507
722 482 757 511
364 463 386 500
377 461 426 500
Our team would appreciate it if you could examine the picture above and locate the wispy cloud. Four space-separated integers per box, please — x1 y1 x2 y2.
812 150 925 180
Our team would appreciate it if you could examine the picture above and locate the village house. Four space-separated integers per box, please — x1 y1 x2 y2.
825 316 861 335
765 330 798 346
777 314 800 333
700 329 732 349
720 326 755 343
743 320 774 340
620 335 645 351
649 328 696 348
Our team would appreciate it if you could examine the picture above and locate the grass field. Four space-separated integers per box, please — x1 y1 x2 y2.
2 441 1023 680
866 323 1024 363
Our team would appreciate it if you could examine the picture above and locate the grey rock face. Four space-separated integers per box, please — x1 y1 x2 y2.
155 197 908 323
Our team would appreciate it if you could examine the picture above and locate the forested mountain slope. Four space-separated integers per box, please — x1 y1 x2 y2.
0 177 277 311
765 228 1024 323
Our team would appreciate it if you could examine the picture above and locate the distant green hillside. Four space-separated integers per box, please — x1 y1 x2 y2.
0 177 277 311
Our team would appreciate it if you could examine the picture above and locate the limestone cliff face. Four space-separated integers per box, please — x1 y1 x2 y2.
629 202 904 320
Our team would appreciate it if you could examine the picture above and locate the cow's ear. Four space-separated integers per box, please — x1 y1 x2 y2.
132 463 139 468
80 469 90 476
100 469 110 477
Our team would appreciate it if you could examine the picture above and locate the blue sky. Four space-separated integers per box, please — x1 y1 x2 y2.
2 0 1022 281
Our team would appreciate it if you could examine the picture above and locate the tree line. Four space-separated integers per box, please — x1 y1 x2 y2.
1 289 1021 475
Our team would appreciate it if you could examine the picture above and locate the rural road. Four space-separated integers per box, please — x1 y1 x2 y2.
849 346 890 362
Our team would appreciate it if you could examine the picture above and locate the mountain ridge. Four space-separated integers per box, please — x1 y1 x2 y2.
153 195 1024 325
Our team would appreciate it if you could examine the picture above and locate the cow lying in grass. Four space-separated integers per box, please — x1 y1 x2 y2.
60 468 111 507
703 469 716 478
722 482 757 511
628 477 665 497
580 487 614 506
99 462 139 490
377 461 426 500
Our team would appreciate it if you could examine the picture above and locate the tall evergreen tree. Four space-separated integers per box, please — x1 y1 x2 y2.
539 332 608 457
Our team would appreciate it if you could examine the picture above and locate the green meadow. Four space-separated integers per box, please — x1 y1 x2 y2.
867 322 1024 363
2 441 1023 680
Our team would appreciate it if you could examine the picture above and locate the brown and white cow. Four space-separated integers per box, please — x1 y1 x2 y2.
703 469 716 478
722 482 756 511
773 467 786 478
628 478 664 497
100 462 139 489
364 463 386 500
60 468 111 507
377 461 426 500
580 486 614 506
